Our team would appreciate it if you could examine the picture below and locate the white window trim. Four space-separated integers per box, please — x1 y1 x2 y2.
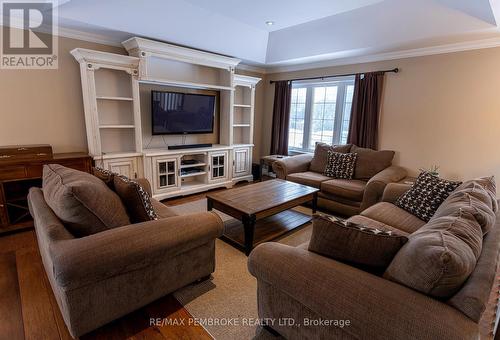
288 77 354 153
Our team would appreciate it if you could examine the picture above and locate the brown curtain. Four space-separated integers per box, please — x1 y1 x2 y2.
347 71 385 149
270 80 292 155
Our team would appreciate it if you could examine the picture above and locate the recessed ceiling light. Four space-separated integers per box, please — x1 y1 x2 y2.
265 21 274 26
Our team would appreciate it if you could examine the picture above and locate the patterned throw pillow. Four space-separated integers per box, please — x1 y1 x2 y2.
113 174 158 223
324 151 357 179
309 214 408 272
395 171 462 222
92 167 115 188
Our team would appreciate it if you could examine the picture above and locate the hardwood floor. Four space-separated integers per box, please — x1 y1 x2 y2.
0 230 213 340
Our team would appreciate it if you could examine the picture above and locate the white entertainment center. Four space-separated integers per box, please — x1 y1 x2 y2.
71 37 260 200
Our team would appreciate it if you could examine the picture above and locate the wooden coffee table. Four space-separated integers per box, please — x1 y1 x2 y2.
207 179 319 255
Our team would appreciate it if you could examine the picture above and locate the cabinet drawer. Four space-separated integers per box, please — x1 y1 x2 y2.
0 165 27 180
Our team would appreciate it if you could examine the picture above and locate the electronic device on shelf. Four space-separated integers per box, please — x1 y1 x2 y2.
168 143 212 150
181 159 201 165
181 168 205 176
152 91 216 135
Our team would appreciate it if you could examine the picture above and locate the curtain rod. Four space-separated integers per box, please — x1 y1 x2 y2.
269 67 399 84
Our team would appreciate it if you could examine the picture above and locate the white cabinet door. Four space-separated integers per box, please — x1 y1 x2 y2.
152 156 180 194
103 157 138 178
208 151 229 183
233 147 251 178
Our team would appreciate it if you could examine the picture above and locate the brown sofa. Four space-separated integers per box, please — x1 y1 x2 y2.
28 178 224 338
272 144 407 216
249 181 500 340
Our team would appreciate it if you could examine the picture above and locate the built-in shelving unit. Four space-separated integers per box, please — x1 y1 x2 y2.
72 38 260 199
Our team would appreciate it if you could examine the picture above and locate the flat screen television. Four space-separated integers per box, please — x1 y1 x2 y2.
151 91 216 135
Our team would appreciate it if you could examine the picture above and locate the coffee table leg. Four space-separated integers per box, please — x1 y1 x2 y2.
207 198 213 211
312 192 318 214
243 214 256 256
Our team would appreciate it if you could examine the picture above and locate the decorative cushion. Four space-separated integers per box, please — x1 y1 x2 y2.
395 171 461 222
113 174 158 223
321 179 366 201
92 167 114 188
384 210 483 298
350 145 395 180
309 143 352 173
42 164 130 237
324 151 357 179
308 214 408 272
286 171 331 188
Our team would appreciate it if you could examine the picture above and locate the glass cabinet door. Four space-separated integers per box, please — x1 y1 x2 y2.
157 158 177 189
210 153 227 180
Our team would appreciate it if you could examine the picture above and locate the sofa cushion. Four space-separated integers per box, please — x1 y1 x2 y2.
384 211 483 299
361 202 426 234
347 215 409 236
395 171 462 222
350 145 395 180
113 175 158 223
433 183 496 235
321 179 366 201
324 151 357 179
309 143 352 173
42 164 130 237
454 177 497 213
287 171 331 188
309 214 408 272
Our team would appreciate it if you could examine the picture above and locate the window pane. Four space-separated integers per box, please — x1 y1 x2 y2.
313 87 326 103
297 88 307 103
309 85 338 149
340 84 355 144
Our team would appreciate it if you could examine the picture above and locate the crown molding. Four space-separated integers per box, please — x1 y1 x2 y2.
264 37 500 73
55 26 124 47
236 63 267 74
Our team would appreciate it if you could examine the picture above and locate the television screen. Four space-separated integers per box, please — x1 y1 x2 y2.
151 91 215 135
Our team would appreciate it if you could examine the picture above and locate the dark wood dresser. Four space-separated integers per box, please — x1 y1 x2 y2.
0 146 92 234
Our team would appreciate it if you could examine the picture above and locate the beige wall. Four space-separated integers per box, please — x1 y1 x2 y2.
0 33 126 153
264 48 500 185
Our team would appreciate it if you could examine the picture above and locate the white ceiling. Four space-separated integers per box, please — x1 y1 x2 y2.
43 0 500 70
182 0 385 32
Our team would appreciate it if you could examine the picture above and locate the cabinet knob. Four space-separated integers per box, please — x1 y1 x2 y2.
0 204 4 208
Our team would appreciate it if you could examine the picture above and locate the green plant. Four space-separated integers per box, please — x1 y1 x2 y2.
420 165 440 176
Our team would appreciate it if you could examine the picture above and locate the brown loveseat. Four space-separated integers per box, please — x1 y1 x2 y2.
249 180 500 340
28 177 223 338
272 143 407 216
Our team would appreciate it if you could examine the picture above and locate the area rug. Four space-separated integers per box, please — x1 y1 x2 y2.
170 199 312 340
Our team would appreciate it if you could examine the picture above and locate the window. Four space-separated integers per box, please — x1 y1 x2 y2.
288 78 354 152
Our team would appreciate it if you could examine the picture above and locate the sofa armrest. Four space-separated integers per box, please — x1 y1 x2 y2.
52 212 223 290
360 165 407 211
248 243 477 340
272 154 313 179
382 183 412 203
